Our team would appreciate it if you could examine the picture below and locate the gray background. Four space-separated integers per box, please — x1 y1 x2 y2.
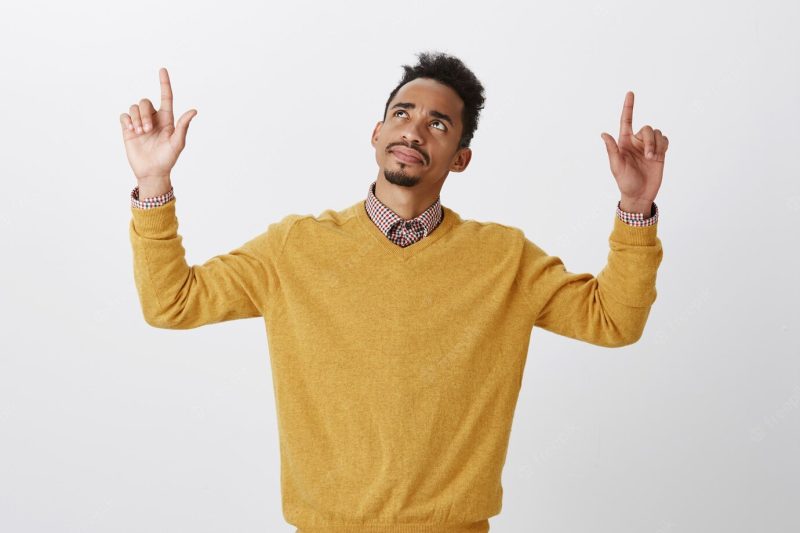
1 0 798 531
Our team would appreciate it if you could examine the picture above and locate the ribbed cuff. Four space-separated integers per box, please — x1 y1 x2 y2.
130 194 179 239
610 209 659 246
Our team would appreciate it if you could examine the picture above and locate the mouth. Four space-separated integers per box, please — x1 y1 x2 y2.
390 147 425 165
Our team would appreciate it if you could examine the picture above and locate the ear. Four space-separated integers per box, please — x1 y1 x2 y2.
371 121 383 147
449 147 472 172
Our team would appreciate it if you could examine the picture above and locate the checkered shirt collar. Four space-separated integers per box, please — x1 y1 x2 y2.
364 180 443 240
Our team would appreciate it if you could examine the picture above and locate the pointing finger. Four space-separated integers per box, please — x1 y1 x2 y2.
159 67 173 114
619 91 634 139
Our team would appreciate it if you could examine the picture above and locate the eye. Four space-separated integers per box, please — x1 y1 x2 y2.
393 110 447 132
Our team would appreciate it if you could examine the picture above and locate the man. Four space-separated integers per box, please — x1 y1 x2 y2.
120 52 666 532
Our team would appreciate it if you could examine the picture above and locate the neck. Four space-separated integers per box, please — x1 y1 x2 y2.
374 175 443 220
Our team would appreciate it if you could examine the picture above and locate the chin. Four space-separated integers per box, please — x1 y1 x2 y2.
383 167 422 188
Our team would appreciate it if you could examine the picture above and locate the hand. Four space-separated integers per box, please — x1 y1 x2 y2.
119 67 197 183
600 91 668 209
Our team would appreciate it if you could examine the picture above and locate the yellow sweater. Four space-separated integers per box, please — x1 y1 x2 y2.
129 196 663 532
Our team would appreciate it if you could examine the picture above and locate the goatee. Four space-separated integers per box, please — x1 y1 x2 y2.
383 167 421 187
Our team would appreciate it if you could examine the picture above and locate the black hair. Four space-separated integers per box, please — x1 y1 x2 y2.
382 51 486 149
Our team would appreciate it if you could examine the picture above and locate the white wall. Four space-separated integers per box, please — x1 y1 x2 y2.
0 0 797 531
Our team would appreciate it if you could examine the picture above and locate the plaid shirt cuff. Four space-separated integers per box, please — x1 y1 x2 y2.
616 201 658 227
131 185 174 209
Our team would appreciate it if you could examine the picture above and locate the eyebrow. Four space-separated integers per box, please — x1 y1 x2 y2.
390 102 455 128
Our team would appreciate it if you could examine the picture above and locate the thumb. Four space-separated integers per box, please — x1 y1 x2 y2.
172 109 198 148
600 132 621 173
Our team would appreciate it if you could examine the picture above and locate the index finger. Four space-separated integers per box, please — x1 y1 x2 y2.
159 67 173 114
619 90 634 138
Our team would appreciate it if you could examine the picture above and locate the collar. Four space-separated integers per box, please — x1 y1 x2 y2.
364 180 443 243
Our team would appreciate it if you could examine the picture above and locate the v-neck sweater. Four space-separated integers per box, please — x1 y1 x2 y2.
129 195 663 532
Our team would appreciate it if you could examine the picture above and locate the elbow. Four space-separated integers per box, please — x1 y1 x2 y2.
599 301 652 348
134 281 194 330
138 300 170 328
610 330 643 348
143 313 176 329
141 307 189 330
589 311 646 348
144 315 196 330
603 324 646 348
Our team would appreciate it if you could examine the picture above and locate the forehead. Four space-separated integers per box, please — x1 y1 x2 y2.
391 78 464 118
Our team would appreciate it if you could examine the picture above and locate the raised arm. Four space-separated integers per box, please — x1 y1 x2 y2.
518 216 663 347
517 91 668 347
128 198 297 329
121 68 296 329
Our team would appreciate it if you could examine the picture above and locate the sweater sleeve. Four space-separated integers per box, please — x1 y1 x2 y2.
128 197 296 329
517 213 663 347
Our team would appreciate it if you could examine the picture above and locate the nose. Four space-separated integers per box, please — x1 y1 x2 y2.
401 117 425 145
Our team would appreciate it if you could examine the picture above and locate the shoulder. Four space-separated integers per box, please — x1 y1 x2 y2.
286 201 361 232
450 209 527 245
268 201 363 247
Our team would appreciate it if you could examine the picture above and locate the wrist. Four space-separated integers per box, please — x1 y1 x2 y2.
137 177 172 199
619 197 654 216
